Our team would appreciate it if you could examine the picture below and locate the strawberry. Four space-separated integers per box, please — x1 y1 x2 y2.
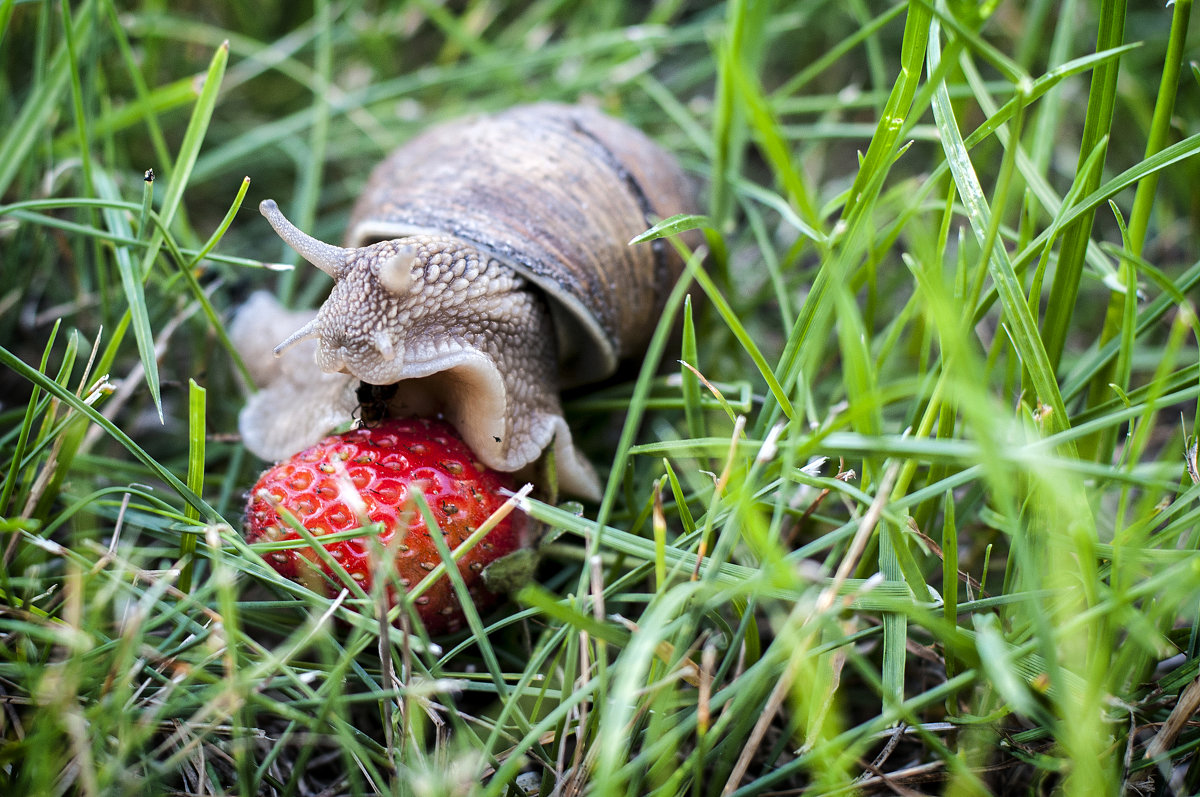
244 416 525 635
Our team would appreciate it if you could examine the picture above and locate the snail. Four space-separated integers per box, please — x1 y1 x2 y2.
231 103 697 500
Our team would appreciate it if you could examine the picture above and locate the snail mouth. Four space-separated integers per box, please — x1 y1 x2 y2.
369 351 512 472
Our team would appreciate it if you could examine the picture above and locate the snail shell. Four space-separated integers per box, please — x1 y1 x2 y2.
233 103 697 500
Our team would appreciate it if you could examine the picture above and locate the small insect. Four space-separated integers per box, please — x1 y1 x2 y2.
355 381 398 426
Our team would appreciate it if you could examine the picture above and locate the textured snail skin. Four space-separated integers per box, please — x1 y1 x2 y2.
233 103 697 501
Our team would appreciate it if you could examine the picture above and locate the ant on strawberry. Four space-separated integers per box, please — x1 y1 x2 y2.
354 381 398 427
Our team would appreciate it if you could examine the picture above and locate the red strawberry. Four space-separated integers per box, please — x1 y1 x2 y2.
244 416 526 635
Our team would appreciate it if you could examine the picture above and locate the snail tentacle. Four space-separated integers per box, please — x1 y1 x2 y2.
260 199 350 279
272 317 321 357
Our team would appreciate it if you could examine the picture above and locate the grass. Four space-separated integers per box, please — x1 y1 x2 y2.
2 0 1200 793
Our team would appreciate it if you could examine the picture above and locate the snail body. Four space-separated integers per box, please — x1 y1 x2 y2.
234 103 697 499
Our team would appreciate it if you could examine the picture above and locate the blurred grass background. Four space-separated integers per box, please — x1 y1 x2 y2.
3 0 1200 794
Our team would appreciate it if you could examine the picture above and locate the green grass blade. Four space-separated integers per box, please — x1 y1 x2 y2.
687 255 795 423
177 379 207 594
0 1 92 197
1039 0 1127 370
928 20 1069 439
1126 0 1191 254
0 322 61 520
92 170 162 427
130 41 229 418
0 343 215 520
